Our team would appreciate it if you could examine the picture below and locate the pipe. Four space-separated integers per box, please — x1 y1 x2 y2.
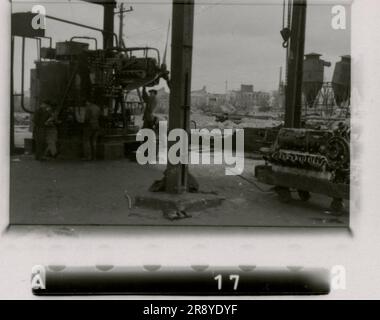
10 36 15 154
20 37 34 113
70 36 98 50
36 38 41 61
38 36 53 48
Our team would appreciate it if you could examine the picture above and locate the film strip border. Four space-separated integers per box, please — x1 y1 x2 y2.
31 265 332 295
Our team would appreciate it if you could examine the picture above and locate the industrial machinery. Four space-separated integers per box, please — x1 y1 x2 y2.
267 125 350 183
30 41 167 158
302 53 351 119
255 55 351 211
11 3 169 159
256 123 350 211
32 41 164 123
255 0 351 212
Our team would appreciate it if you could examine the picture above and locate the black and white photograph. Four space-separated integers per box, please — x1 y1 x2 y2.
9 0 352 227
1 0 380 302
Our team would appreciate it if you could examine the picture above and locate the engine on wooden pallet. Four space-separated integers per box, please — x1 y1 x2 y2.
263 122 350 184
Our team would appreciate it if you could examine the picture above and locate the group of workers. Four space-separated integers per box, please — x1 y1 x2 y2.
33 99 101 161
32 87 158 161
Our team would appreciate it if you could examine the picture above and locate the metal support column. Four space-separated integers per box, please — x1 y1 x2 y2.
165 0 195 194
118 3 124 47
284 0 307 128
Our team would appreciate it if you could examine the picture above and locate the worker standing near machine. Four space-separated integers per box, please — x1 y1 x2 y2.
142 87 158 130
33 100 52 161
82 100 101 161
43 105 59 160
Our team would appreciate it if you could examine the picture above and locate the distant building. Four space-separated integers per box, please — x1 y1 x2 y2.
226 84 272 112
191 86 208 108
254 91 270 104
240 84 254 93
227 84 255 110
190 85 228 112
156 87 169 113
239 84 255 109
187 83 272 113
208 93 227 108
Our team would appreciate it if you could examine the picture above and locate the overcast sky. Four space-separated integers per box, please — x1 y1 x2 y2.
13 0 350 93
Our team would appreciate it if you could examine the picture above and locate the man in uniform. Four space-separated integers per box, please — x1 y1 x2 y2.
82 100 101 161
142 87 158 130
33 100 51 160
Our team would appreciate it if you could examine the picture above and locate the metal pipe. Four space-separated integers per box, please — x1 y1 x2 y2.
10 36 15 154
20 37 34 113
70 36 98 50
36 38 41 61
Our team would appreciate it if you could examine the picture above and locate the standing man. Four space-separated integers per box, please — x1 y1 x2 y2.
82 100 101 161
142 87 158 130
33 100 51 160
43 105 59 160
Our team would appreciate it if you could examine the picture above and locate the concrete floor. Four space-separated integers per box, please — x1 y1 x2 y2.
9 155 349 227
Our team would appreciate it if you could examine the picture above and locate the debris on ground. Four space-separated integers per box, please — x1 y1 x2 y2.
163 209 192 220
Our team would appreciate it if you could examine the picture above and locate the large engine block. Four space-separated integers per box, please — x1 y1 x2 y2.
264 123 350 183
